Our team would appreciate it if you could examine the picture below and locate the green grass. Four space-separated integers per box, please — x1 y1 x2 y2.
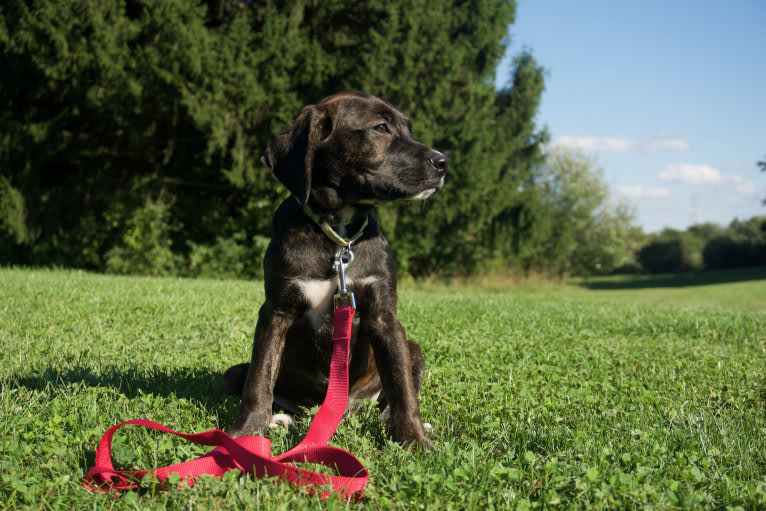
1 267 765 509
569 267 766 312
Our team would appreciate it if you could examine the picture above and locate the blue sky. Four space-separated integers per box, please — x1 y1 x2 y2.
495 0 765 233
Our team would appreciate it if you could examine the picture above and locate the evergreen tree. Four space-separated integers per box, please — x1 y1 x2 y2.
1 0 301 267
289 0 549 276
1 0 551 278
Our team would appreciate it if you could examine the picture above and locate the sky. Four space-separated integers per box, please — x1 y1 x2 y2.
495 0 766 233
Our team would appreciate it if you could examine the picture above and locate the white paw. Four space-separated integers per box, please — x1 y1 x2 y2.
269 413 293 429
423 422 433 433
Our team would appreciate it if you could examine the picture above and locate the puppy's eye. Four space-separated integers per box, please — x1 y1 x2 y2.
372 123 390 134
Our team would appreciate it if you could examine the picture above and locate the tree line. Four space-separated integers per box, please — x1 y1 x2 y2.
634 216 766 274
1 1 762 280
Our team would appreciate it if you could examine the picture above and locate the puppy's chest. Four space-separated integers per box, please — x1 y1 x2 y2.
292 275 378 328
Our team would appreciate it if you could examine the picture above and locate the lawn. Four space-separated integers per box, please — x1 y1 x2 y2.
1 267 765 509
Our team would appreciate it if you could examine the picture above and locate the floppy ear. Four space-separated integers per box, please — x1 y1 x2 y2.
262 104 329 205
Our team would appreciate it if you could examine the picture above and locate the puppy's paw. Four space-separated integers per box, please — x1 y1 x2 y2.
389 420 436 451
269 413 293 429
410 435 436 451
227 409 271 438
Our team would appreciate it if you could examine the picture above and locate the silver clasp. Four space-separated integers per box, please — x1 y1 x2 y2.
333 245 356 310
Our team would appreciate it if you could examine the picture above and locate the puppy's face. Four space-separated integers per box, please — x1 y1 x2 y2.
264 92 448 211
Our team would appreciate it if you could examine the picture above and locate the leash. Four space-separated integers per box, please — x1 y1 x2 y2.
84 251 368 500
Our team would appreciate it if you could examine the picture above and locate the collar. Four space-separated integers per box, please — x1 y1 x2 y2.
295 197 369 248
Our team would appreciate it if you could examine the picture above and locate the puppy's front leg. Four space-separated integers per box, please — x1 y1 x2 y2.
228 302 291 438
371 313 435 450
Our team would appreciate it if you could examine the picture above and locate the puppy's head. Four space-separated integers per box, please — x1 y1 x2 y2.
263 91 449 211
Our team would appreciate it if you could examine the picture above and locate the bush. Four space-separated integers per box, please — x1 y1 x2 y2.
703 236 766 270
105 193 181 276
637 237 702 274
186 233 269 280
0 176 33 245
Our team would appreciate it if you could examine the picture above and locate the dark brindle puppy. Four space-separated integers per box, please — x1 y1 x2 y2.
224 91 448 449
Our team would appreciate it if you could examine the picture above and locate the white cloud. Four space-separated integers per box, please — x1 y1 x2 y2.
618 185 669 199
727 175 758 195
553 136 634 152
552 136 691 153
659 163 721 184
658 163 758 196
644 139 692 152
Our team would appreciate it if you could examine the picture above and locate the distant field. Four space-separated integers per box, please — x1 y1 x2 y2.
1 267 764 509
569 266 766 312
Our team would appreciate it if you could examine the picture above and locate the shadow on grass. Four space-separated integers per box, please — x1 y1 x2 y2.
10 365 360 447
13 364 237 413
580 266 766 290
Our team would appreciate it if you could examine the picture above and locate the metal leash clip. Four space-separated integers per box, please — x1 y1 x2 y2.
333 245 356 310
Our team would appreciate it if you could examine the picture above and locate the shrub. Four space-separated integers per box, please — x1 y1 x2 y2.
703 236 765 270
0 176 33 245
105 193 181 276
637 237 703 274
186 233 269 280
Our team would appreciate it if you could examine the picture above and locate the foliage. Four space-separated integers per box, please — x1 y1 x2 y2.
186 232 269 280
105 191 181 276
504 148 639 277
381 45 549 277
702 216 766 270
703 236 759 270
637 217 766 274
0 0 305 271
0 0 558 278
0 175 34 245
2 268 765 509
638 230 702 274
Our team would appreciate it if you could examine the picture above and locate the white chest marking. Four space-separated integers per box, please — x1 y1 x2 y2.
293 275 380 315
294 279 336 310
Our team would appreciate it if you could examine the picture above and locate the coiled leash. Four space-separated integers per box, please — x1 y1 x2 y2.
84 248 368 500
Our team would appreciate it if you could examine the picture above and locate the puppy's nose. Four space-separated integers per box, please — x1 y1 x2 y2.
428 152 450 172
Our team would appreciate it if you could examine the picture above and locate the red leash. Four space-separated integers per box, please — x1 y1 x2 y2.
84 306 368 500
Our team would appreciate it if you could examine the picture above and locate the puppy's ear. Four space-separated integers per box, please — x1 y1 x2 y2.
263 104 329 205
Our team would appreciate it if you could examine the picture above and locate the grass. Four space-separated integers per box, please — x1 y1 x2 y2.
1 267 765 509
569 267 766 312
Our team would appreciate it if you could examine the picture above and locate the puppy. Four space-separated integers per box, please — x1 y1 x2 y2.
224 91 448 449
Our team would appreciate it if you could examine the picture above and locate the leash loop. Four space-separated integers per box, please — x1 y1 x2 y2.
84 306 366 500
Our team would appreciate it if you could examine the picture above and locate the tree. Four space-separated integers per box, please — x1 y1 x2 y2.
0 0 303 268
289 0 548 277
1 0 551 279
525 148 638 277
635 216 766 273
702 215 766 269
